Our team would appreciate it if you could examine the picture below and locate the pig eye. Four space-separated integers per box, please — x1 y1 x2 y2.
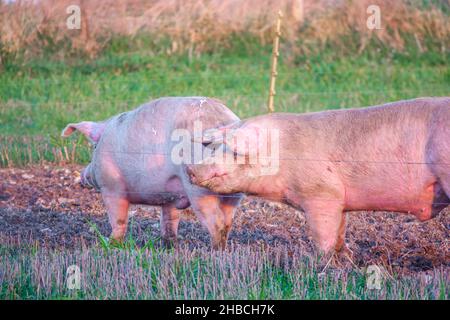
233 151 238 161
204 144 217 155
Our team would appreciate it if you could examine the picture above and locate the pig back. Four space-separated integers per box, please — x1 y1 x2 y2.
93 97 239 191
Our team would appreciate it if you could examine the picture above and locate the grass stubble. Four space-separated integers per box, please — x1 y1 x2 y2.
0 231 448 300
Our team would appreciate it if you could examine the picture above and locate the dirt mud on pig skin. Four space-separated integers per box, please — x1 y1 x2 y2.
186 97 450 255
62 97 242 249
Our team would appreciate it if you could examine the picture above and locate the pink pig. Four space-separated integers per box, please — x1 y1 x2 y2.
62 97 242 249
186 97 450 254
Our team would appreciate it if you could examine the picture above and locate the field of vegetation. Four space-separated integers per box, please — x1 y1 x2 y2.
2 238 447 300
0 0 449 299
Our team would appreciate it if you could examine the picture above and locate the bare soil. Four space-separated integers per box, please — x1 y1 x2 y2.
1 164 449 274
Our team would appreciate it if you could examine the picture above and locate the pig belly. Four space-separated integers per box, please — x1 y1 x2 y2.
125 175 190 209
345 182 439 221
128 191 190 209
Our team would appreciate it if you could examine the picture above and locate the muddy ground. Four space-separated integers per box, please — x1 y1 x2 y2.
0 165 449 274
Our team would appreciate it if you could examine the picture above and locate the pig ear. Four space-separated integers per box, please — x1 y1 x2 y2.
195 123 253 155
191 121 241 146
61 121 105 143
200 128 227 146
222 126 262 158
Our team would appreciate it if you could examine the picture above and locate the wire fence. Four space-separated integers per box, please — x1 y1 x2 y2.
86 150 450 166
1 80 448 170
93 190 450 206
5 67 449 84
1 87 448 108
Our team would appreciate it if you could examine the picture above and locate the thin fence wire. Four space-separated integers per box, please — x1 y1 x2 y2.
2 138 450 206
77 150 450 205
94 150 450 166
6 67 449 84
90 190 450 206
11 42 450 68
1 88 448 108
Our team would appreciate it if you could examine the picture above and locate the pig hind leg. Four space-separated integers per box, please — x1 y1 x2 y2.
429 158 450 201
436 173 450 201
102 192 130 242
160 204 181 247
427 111 450 200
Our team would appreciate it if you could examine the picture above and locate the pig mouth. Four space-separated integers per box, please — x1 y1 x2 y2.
197 172 229 188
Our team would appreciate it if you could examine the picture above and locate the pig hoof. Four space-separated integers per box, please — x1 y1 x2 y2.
339 244 354 261
211 242 226 251
108 238 124 248
317 252 337 271
331 247 356 269
109 233 125 246
161 237 178 249
317 249 356 271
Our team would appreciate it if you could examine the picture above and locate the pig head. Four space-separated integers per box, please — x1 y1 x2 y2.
62 97 243 249
187 97 450 255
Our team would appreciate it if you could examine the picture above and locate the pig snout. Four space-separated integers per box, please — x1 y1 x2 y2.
186 164 229 188
186 165 200 185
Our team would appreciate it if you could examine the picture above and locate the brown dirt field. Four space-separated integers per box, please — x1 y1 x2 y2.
0 164 449 275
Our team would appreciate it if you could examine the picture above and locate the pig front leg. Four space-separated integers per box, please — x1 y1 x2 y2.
102 192 130 242
190 194 240 250
160 204 181 247
303 200 345 255
218 195 242 246
334 212 354 260
335 212 347 252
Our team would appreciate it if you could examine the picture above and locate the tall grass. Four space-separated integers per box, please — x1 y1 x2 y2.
297 0 449 56
0 237 447 299
0 134 91 167
1 0 448 63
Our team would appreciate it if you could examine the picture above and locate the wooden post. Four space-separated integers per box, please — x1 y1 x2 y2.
267 10 283 113
290 0 304 26
80 0 90 42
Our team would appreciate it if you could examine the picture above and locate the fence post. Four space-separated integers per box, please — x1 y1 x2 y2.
290 0 304 26
267 10 283 113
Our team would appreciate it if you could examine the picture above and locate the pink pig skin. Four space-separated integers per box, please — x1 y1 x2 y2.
62 97 242 249
186 97 450 254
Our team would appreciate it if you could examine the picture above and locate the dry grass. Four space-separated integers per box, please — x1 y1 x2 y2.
1 0 448 61
300 0 450 55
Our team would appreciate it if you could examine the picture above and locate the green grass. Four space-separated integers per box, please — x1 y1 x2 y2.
0 43 448 166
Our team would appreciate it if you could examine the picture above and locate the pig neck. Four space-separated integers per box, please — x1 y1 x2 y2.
245 173 285 202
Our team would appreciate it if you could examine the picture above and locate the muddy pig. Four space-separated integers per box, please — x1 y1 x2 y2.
62 97 242 249
186 97 449 254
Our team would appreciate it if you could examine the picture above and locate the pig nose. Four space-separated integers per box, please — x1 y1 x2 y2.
186 165 197 184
